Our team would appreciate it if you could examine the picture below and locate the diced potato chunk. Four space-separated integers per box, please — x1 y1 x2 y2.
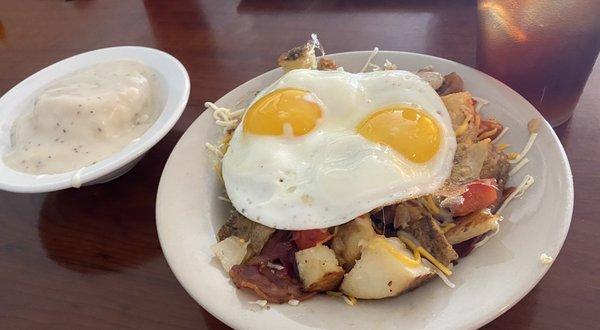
441 92 477 143
445 209 500 245
277 44 317 72
217 213 275 260
340 236 433 299
211 236 249 272
331 214 376 269
295 244 344 292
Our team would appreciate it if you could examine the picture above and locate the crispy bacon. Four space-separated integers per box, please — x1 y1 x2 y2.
229 258 315 303
229 231 316 303
259 231 297 273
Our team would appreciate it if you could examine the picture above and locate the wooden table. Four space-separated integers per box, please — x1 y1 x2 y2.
1 1 598 329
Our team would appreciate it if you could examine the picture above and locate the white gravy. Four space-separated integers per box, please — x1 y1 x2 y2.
3 60 159 174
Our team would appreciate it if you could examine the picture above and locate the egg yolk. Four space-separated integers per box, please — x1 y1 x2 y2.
243 88 322 136
357 106 441 163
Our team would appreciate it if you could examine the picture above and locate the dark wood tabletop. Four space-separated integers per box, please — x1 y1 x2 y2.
1 1 598 329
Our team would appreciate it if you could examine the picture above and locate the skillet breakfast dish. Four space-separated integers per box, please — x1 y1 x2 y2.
206 35 538 305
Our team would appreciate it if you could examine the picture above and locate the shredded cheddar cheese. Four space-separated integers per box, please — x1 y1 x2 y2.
508 119 541 164
497 143 510 151
422 259 456 288
472 96 490 113
495 175 535 214
326 291 343 297
416 247 452 276
383 59 397 70
491 126 509 143
343 295 358 306
205 142 224 158
440 222 456 233
508 132 537 163
397 233 453 276
366 237 421 267
423 195 441 215
205 102 244 132
326 291 357 306
508 157 529 176
359 47 379 73
455 108 473 137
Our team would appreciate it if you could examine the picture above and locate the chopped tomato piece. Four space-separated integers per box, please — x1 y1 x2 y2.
292 229 333 250
450 179 499 216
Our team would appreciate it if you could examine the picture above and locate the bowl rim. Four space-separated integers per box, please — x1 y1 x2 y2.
0 46 190 193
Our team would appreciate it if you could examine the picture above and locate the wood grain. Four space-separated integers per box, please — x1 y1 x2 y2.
0 0 598 329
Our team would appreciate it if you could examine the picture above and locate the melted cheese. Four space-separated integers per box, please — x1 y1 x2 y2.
416 246 453 276
367 235 452 276
397 234 453 276
455 113 472 137
440 222 456 233
497 143 510 150
366 237 421 267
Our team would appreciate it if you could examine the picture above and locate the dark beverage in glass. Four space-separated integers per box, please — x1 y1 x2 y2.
477 0 600 127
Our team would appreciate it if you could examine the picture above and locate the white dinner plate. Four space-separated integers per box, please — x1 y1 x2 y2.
156 51 573 329
0 46 190 193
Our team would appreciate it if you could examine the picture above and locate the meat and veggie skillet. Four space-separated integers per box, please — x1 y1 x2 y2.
206 36 539 306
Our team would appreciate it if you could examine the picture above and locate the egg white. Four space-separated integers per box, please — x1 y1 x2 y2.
222 69 456 230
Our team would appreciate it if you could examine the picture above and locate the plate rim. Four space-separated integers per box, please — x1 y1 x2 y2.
156 50 574 330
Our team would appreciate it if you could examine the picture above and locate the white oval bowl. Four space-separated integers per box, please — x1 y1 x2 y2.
156 51 573 330
0 46 190 193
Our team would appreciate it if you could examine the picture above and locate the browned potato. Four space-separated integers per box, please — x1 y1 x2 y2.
445 209 500 245
295 244 344 292
451 138 492 184
277 43 317 72
217 213 275 260
211 236 249 272
441 91 477 143
340 236 433 299
331 214 376 269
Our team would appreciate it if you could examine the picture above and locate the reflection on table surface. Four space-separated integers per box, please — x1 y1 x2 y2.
0 0 598 329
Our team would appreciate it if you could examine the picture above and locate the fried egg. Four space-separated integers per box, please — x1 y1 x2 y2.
221 69 456 230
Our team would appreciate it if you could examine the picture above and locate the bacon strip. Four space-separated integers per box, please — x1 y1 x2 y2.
229 231 316 303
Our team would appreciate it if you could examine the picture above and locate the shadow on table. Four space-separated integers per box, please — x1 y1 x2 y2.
200 306 233 330
37 130 183 274
553 118 573 145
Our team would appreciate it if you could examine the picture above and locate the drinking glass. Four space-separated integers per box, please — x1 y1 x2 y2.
477 0 600 127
